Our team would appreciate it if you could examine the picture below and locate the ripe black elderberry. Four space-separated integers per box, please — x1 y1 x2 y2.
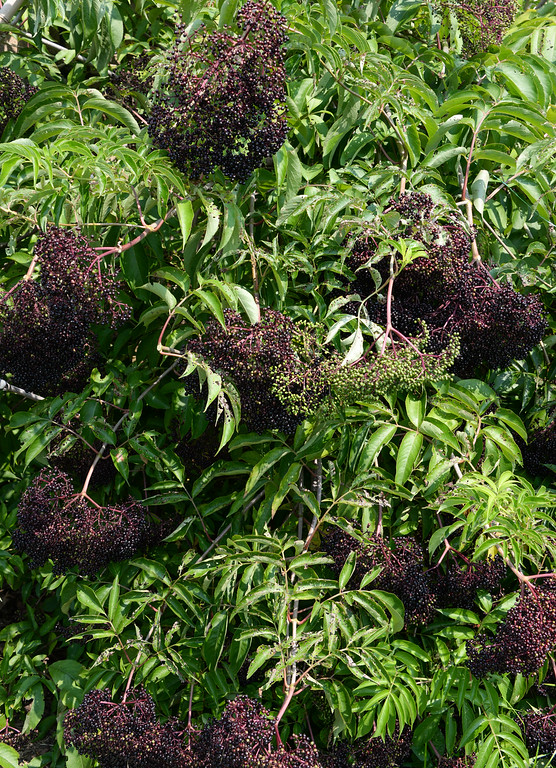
0 67 37 134
345 193 546 377
12 469 152 575
148 0 288 181
467 582 556 677
435 556 506 610
64 687 194 768
438 757 475 768
267 735 323 767
519 709 556 757
0 228 131 395
194 696 274 768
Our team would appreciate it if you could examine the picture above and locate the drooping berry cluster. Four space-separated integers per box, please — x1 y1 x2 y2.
327 322 460 402
66 693 328 768
0 67 37 135
148 0 288 181
0 228 130 395
435 556 506 610
467 583 556 677
519 709 556 757
442 0 517 56
187 310 326 434
12 469 152 575
345 193 546 377
64 688 194 768
194 696 274 768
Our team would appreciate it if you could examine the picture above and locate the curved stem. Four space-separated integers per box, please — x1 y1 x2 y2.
80 359 179 497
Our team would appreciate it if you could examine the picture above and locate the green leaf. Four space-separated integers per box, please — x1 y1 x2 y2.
357 424 398 471
482 427 521 462
247 644 277 678
176 200 194 248
339 550 357 590
49 660 83 690
0 744 20 768
81 97 140 134
108 575 120 625
245 447 294 495
203 611 228 670
140 282 177 310
233 285 260 325
76 585 105 614
193 289 226 329
110 447 129 482
395 431 423 487
271 462 302 515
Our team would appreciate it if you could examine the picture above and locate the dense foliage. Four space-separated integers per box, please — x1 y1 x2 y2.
0 0 555 766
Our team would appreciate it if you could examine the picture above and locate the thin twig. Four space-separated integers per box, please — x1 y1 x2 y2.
81 360 180 496
0 378 44 401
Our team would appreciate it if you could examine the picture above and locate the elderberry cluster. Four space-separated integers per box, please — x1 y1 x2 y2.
346 193 546 377
12 469 153 575
187 310 326 434
440 0 517 56
0 67 37 135
519 709 556 757
435 556 506 610
148 0 288 181
467 583 556 677
66 693 328 768
64 688 194 768
0 228 130 395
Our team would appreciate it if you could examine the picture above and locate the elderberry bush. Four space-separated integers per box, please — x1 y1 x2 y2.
148 0 288 181
187 309 326 434
467 583 556 677
0 228 130 395
64 687 194 768
0 67 37 135
12 469 153 576
346 193 546 377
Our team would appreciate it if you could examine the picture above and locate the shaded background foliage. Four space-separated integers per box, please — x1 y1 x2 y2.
0 0 555 766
